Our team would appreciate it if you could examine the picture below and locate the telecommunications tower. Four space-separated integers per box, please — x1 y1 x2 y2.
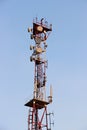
25 18 53 130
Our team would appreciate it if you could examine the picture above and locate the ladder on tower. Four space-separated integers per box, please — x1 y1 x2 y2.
28 109 36 130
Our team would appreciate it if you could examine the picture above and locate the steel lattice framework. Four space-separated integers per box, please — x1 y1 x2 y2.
25 18 53 130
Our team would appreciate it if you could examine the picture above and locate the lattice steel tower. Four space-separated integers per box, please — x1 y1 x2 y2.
25 18 53 130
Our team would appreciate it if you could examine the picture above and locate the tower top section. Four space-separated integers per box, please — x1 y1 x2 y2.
28 17 52 42
25 18 52 108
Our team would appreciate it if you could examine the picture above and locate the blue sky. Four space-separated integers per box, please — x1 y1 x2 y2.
0 0 87 130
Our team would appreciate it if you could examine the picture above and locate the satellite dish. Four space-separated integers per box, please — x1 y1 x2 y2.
37 26 43 32
28 27 32 32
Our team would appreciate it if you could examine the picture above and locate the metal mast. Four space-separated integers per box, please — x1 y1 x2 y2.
25 18 53 130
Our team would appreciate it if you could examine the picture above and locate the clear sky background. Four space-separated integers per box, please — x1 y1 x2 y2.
0 0 87 130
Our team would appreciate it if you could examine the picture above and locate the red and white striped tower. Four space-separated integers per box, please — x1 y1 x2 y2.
25 18 53 130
